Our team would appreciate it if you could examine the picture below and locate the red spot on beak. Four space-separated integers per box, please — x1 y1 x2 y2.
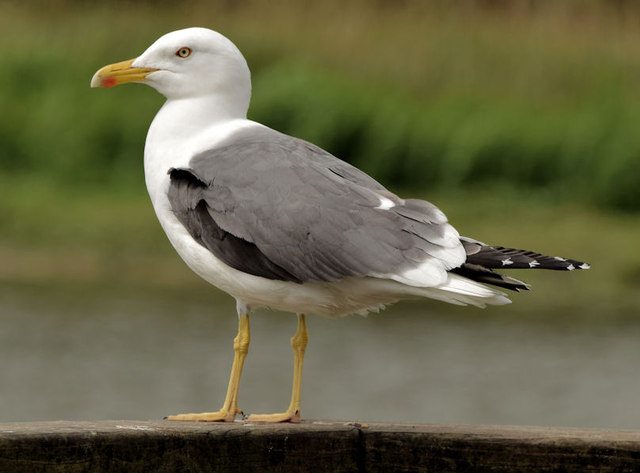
102 76 117 88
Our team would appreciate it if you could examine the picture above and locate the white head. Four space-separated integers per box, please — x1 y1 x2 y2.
91 27 251 118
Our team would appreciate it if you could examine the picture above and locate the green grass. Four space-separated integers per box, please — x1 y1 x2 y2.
1 1 640 208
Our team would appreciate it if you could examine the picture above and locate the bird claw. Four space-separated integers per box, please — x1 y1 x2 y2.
246 410 301 423
164 410 239 422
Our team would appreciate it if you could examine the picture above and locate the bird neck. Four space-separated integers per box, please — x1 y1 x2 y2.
145 93 248 166
143 94 252 205
152 94 248 139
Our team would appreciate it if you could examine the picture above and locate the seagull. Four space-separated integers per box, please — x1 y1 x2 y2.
91 27 589 423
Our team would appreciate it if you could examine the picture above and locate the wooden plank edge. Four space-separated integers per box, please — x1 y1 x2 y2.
0 420 639 472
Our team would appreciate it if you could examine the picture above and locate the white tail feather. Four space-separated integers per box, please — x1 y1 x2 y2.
424 273 512 307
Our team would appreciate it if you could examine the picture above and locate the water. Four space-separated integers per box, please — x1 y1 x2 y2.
1 284 639 430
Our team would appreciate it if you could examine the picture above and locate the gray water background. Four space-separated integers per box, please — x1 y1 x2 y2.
1 283 638 429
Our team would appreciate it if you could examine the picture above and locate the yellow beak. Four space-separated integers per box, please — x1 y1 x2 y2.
90 58 159 88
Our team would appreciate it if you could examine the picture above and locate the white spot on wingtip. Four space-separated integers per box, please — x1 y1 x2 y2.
502 258 513 266
580 263 591 269
567 264 575 271
529 260 540 268
375 196 395 210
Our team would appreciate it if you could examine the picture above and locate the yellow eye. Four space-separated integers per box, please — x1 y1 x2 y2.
176 47 192 58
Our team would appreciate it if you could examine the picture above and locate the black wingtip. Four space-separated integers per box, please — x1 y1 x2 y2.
462 239 591 272
451 263 530 292
550 257 591 271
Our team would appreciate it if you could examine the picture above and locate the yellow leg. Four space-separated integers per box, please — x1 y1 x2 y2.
248 313 308 423
166 313 250 422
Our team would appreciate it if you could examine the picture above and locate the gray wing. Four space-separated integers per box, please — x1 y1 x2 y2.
167 127 464 285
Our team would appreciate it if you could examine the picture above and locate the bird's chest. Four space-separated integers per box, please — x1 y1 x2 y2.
146 173 245 296
142 142 242 297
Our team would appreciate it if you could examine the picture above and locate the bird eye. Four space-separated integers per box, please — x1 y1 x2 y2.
176 47 192 58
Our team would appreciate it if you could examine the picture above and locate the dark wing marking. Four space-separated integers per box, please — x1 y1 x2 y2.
453 237 589 291
460 237 590 270
450 263 529 292
168 169 302 282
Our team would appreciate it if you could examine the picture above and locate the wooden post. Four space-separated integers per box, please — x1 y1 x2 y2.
1 420 640 472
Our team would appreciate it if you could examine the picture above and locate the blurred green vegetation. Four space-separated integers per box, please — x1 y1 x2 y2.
2 1 640 207
0 0 638 315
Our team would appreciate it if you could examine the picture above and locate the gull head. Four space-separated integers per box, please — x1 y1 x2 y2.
91 27 251 106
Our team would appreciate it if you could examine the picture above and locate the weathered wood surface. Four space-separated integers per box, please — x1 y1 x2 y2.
1 420 640 472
